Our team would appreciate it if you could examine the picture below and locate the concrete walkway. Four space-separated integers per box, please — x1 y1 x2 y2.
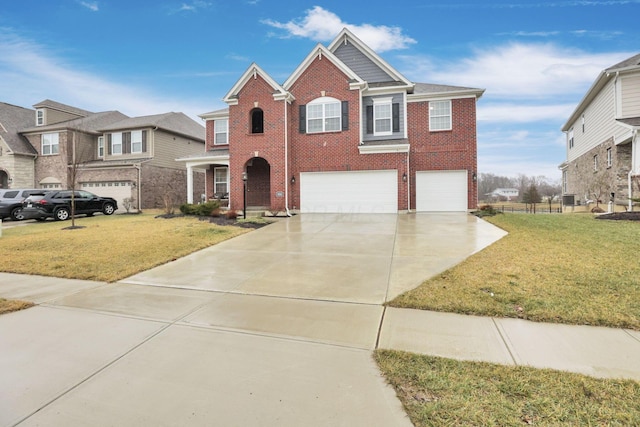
1 214 639 426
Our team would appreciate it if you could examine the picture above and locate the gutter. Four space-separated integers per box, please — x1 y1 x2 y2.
284 93 292 217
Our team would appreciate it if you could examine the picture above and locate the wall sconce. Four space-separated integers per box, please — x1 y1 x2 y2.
131 181 137 189
290 175 296 184
402 173 407 182
472 172 477 182
7 177 13 184
242 171 248 182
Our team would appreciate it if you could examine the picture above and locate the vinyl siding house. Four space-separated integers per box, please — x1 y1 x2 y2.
181 28 484 214
16 100 205 210
0 102 37 189
560 53 640 211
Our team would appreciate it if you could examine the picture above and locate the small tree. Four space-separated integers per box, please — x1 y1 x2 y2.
522 183 542 213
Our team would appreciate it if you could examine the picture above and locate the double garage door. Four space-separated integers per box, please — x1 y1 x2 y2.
299 170 468 213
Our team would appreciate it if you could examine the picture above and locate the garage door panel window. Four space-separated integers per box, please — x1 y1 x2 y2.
429 100 452 131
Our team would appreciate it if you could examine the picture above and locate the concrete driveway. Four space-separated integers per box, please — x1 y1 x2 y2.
0 213 506 426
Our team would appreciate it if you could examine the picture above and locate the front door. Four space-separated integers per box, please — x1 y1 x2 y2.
246 157 270 208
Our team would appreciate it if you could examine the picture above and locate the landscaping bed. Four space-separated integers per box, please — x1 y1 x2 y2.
595 211 640 221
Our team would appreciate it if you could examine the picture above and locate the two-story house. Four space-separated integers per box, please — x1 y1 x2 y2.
560 53 640 211
0 102 37 189
181 28 484 214
15 100 205 210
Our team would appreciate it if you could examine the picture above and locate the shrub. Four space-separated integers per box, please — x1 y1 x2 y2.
473 204 500 218
179 201 221 216
122 197 134 213
225 210 238 220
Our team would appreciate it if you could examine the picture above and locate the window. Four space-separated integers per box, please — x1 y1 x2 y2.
607 148 612 168
36 109 45 126
41 133 59 155
214 167 228 196
373 98 392 136
215 119 228 144
306 97 341 133
251 109 264 134
581 114 585 133
111 132 122 155
98 136 104 157
131 130 142 153
429 100 452 131
562 170 567 193
593 154 598 171
568 128 574 149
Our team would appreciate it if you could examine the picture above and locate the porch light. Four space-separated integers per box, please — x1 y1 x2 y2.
290 175 296 184
402 173 407 183
472 172 477 182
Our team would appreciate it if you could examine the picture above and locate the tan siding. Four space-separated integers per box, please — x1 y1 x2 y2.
44 109 83 126
148 130 204 169
0 139 35 188
621 73 640 118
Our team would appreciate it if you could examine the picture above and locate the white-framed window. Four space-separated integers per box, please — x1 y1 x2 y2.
214 119 228 145
36 109 45 126
607 148 612 168
562 170 567 193
98 136 104 158
41 133 59 155
593 154 598 171
307 97 341 133
429 100 452 131
568 128 574 149
131 130 143 153
214 167 228 196
581 114 585 133
111 132 122 155
373 98 392 136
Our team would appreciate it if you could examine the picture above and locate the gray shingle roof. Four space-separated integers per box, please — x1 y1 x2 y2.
98 112 205 141
0 102 37 155
617 117 640 127
20 110 129 134
32 99 93 117
412 82 482 94
606 53 640 72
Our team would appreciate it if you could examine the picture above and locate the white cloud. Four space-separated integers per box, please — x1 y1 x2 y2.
478 102 576 123
78 1 99 11
0 30 209 122
262 6 416 52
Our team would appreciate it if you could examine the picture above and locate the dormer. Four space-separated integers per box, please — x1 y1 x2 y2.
32 99 92 127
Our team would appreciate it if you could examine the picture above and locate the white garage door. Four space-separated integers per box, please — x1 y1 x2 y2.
416 170 468 212
300 170 397 213
81 181 133 213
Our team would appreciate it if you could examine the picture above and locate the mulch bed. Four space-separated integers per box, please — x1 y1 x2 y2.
155 213 270 229
595 212 640 221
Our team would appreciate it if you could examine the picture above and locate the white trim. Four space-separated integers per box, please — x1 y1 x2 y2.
283 44 363 91
223 63 288 105
373 97 393 136
407 91 481 103
214 166 229 195
358 144 409 154
214 119 228 145
131 130 143 153
429 100 452 132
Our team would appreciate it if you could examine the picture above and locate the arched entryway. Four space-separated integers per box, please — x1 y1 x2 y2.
245 157 270 208
0 170 9 189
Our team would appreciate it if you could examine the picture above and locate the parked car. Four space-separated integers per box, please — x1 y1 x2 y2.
0 189 50 221
21 190 118 221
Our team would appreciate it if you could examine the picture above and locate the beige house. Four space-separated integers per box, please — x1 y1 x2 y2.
560 54 640 211
12 100 205 210
0 102 38 189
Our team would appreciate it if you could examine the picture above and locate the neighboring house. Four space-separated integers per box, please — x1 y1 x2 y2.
560 53 640 210
16 100 205 210
180 28 484 214
0 102 38 188
486 188 519 201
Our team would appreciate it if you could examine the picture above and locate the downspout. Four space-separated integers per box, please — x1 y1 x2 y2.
630 129 638 211
284 94 292 217
406 149 411 212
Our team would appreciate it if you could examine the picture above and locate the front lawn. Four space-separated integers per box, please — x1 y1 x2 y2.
376 350 640 426
389 214 640 330
0 213 252 282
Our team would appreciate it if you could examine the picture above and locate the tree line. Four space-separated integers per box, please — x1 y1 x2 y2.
478 173 562 205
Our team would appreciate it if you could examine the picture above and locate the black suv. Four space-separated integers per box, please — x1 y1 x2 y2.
0 189 49 221
21 190 118 221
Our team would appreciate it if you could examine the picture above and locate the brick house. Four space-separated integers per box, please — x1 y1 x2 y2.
14 100 205 210
559 53 640 211
181 29 484 213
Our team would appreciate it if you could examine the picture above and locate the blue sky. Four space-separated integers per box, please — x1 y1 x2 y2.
1 1 638 179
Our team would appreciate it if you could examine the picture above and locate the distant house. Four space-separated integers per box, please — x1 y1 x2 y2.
5 99 205 209
559 54 640 210
180 28 484 214
0 102 37 189
486 188 519 201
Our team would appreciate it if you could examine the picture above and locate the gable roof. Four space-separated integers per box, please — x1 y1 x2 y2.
223 63 290 105
98 112 205 142
33 99 93 117
562 52 640 132
20 111 129 135
0 102 37 155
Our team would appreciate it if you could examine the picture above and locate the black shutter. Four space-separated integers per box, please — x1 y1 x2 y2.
299 105 306 133
123 132 131 154
392 103 400 132
341 101 349 130
366 105 373 134
107 134 112 155
142 130 147 152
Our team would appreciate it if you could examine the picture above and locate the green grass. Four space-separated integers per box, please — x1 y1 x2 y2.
0 212 251 282
389 214 640 330
375 350 640 426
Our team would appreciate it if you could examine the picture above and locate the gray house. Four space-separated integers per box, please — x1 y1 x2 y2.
560 54 640 211
3 99 206 210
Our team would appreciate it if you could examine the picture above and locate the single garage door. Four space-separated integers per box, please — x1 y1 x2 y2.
81 181 133 213
416 170 468 212
300 170 397 213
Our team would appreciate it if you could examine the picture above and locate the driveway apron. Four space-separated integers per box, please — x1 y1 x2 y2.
0 213 505 426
